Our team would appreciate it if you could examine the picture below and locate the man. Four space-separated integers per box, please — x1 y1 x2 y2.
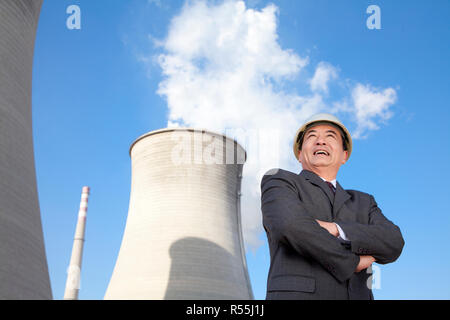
260 113 404 300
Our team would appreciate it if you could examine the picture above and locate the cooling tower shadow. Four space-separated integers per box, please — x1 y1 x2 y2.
164 237 251 300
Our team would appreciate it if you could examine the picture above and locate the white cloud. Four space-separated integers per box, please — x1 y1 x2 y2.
353 84 396 120
145 0 398 251
309 61 338 94
331 83 398 139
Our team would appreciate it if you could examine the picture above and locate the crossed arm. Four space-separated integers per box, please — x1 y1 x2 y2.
321 194 405 265
315 220 376 272
261 173 404 281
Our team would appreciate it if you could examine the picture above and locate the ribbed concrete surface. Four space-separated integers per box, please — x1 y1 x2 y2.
104 129 253 300
0 0 52 299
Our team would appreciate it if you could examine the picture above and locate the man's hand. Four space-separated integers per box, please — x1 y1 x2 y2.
355 255 376 273
316 220 339 237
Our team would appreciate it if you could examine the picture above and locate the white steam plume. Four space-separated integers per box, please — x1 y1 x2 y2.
146 0 397 251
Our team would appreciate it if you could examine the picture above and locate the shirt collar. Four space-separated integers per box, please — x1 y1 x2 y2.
319 176 336 188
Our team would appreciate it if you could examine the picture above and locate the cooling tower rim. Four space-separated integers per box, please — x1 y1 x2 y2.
129 127 247 159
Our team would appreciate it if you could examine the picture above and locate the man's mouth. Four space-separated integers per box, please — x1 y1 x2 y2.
313 150 329 156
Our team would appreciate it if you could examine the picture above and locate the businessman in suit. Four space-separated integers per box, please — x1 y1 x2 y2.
261 113 404 300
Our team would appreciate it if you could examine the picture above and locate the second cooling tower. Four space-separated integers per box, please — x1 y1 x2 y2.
105 128 253 299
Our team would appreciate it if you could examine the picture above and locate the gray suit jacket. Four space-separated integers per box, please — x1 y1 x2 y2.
261 169 404 300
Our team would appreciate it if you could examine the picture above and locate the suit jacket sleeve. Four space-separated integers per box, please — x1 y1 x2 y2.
335 195 405 264
261 172 360 283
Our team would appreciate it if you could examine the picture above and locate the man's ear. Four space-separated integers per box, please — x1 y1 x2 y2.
298 150 302 162
341 150 348 164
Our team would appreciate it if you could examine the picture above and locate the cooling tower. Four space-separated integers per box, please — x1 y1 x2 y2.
0 0 52 299
104 128 253 299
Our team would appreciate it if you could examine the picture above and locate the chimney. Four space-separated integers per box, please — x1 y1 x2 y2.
64 186 90 300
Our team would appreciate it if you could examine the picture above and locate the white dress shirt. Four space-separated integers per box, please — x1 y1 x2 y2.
318 176 349 241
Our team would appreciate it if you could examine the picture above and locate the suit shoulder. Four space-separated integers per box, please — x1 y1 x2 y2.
260 168 298 187
261 168 298 180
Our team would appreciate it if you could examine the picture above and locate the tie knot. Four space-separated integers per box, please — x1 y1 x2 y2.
326 181 336 194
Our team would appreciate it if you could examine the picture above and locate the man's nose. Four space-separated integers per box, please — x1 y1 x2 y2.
315 135 327 144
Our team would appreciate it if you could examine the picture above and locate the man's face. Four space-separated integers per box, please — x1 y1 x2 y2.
297 124 348 174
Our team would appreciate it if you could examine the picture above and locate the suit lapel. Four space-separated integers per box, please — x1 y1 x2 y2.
299 170 335 206
333 181 351 218
299 170 351 219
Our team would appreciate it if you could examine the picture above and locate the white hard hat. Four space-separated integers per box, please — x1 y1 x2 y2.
293 113 352 161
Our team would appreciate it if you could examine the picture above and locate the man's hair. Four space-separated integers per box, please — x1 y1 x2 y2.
297 121 348 151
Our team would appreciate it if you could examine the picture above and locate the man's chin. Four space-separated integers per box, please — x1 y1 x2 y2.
311 162 331 167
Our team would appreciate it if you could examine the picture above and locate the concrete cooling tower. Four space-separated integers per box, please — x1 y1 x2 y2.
105 128 253 299
0 0 52 299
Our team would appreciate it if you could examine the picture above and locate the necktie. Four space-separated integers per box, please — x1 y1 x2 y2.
326 181 336 194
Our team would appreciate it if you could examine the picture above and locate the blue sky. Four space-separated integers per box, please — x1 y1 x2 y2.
32 0 450 300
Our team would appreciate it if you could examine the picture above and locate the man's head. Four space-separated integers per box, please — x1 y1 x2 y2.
293 113 352 179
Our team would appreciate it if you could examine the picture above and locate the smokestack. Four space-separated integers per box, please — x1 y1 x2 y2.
64 186 90 300
0 0 52 299
104 128 253 299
